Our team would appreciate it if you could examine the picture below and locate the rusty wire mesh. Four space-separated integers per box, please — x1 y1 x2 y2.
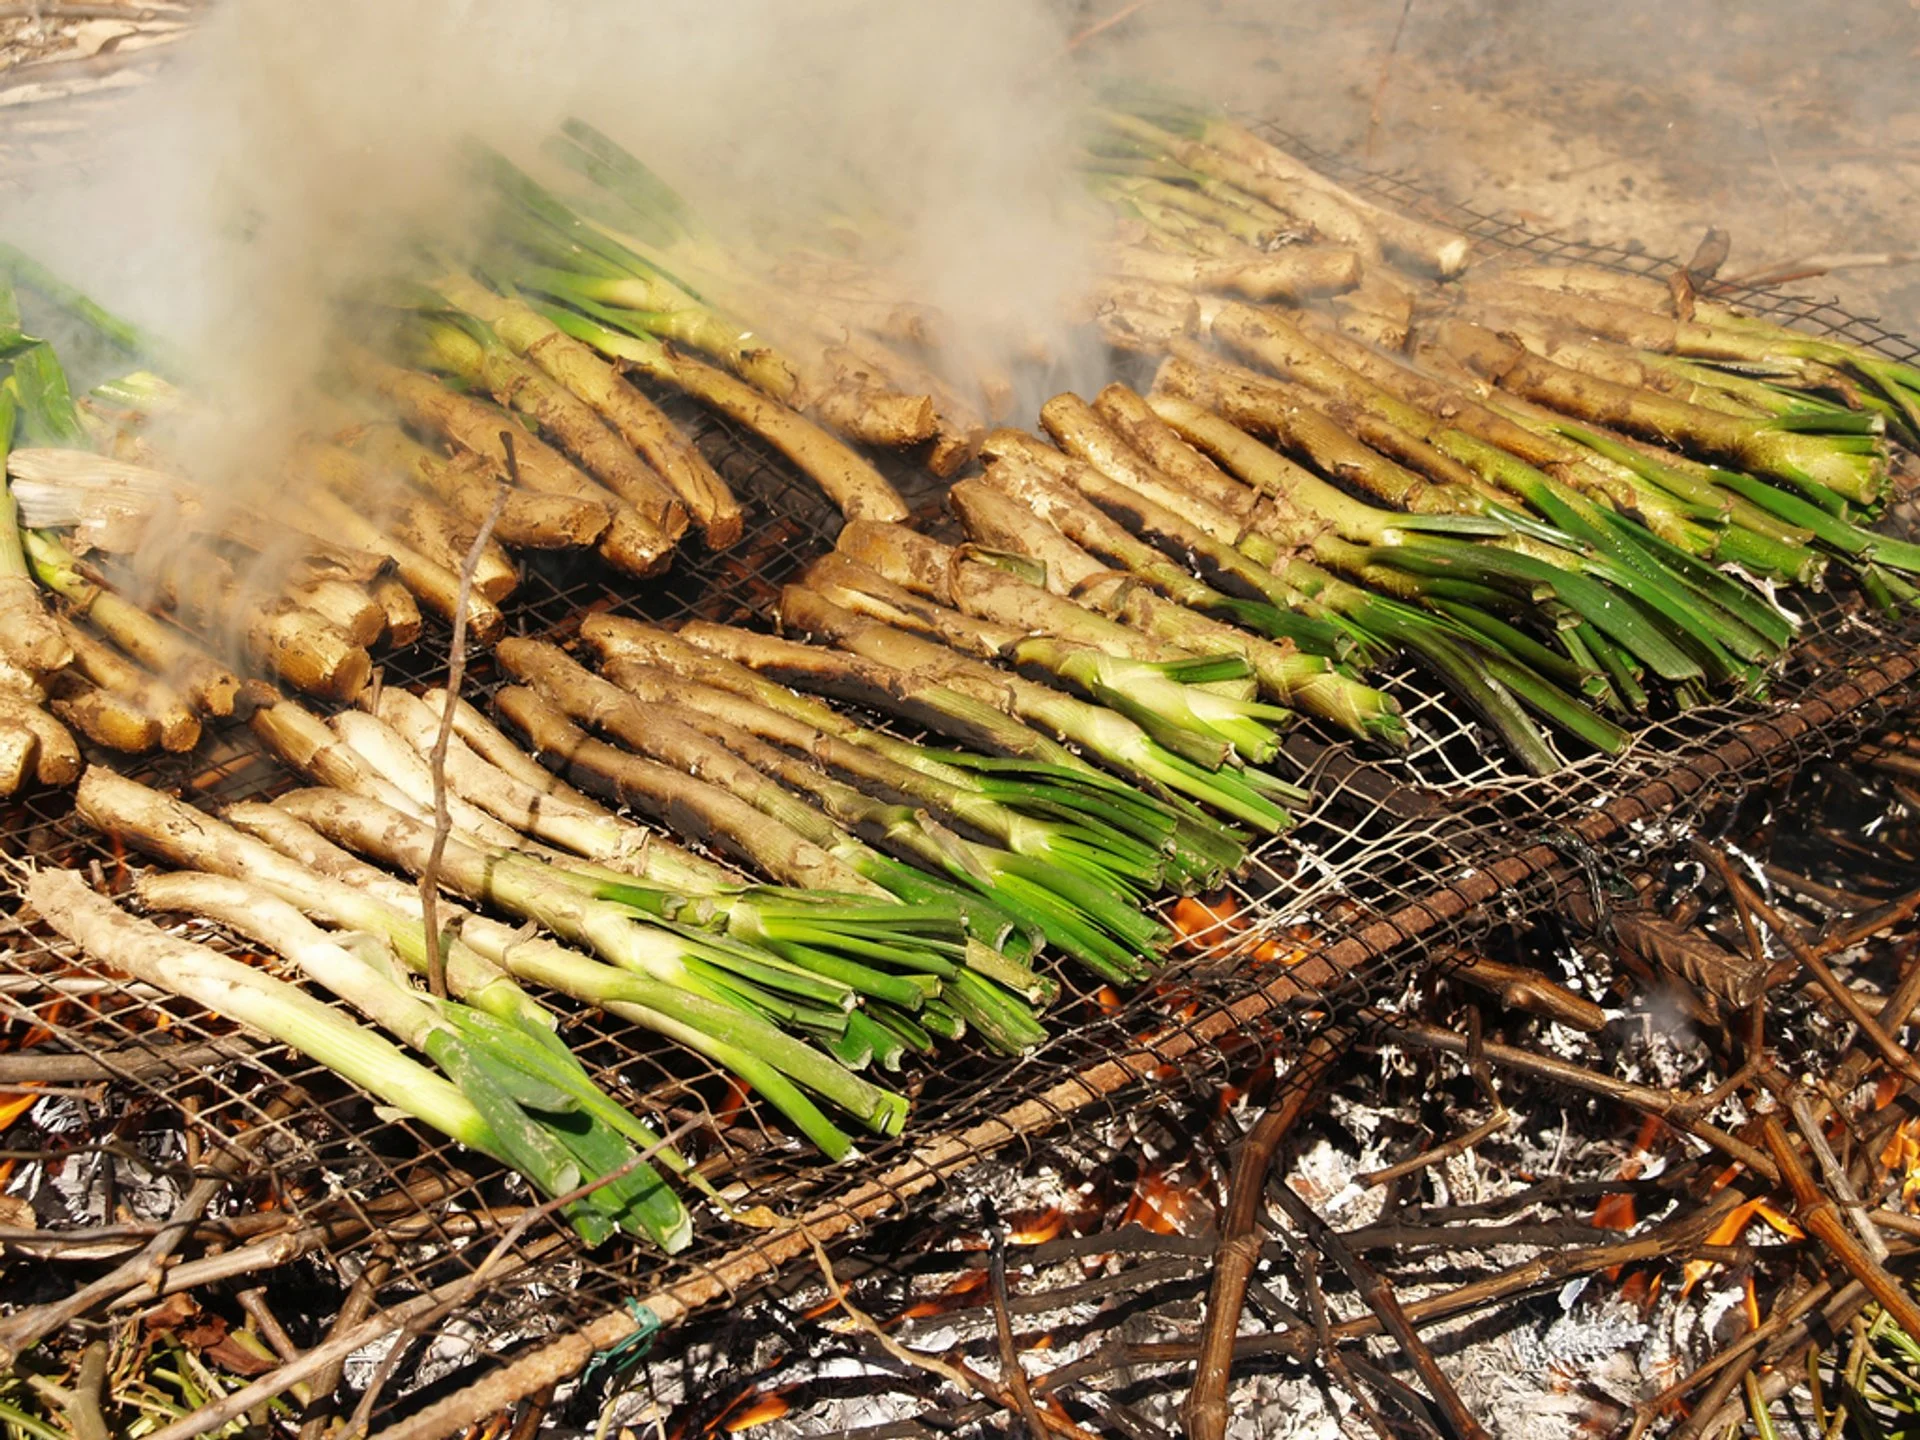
4 121 1920 1435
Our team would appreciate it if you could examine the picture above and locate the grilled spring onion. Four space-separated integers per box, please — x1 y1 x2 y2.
26 867 686 1249
135 870 692 1250
573 647 1163 989
575 616 1199 892
588 616 1250 893
777 584 1305 834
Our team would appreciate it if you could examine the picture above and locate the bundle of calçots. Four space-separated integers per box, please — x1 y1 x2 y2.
9 77 1917 1259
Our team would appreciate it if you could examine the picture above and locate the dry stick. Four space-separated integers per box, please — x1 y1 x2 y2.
137 1233 572 1440
1374 1014 1780 1182
1778 1083 1889 1261
420 439 511 999
0 1035 257 1083
1625 1274 1835 1440
1761 1116 1920 1341
985 1206 1048 1440
238 1286 300 1362
297 1249 393 1440
1362 1007 1510 1189
1123 1191 1750 1369
803 1232 1102 1440
1804 878 1920 963
1679 1279 1876 1440
1267 1178 1491 1440
1185 1027 1347 1440
1700 844 1920 1090
115 1207 511 1311
342 1123 695 1438
63 1340 109 1440
0 1096 288 1366
1295 1247 1393 1440
1445 951 1608 1032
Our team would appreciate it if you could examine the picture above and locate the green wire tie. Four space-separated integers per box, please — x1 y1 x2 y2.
580 1299 661 1393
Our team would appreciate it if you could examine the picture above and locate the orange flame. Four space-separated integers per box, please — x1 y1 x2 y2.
0 1089 40 1134
1120 1165 1208 1236
1008 1207 1067 1246
1880 1114 1920 1208
1680 1199 1803 1295
724 1392 791 1432
1165 895 1313 967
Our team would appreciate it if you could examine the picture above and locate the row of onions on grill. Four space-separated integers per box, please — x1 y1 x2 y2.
29 586 1285 1251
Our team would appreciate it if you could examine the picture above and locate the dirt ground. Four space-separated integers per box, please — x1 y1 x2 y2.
5 0 1918 335
1133 0 1920 335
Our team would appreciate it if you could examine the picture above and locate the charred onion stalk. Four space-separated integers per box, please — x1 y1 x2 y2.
0 397 68 677
73 765 912 1153
1241 311 1831 587
229 794 892 1159
575 616 1227 892
28 865 690 1249
350 421 607 553
398 315 691 544
273 781 973 1079
24 531 240 718
1137 395 1638 767
530 301 911 524
528 122 985 473
1422 315 1888 507
498 639 1160 988
427 272 743 547
254 690 1040 1057
775 583 1306 834
1465 264 1920 445
0 387 78 791
947 468 1406 747
1091 87 1472 278
477 149 917 516
590 616 1250 893
345 348 679 576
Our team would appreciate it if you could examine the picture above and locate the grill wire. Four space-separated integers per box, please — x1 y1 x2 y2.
3 120 1920 1433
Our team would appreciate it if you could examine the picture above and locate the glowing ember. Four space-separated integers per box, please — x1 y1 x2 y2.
1680 1199 1803 1296
723 1390 792 1432
1119 1165 1210 1236
1879 1114 1920 1207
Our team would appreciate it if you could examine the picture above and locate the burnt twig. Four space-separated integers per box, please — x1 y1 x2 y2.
0 1097 291 1367
1373 1013 1780 1181
297 1247 393 1440
1774 1081 1888 1261
1762 1116 1920 1340
420 440 511 998
1296 1247 1392 1440
1446 951 1607 1031
1185 1027 1347 1440
803 1230 1101 1440
984 1201 1048 1440
1268 1179 1491 1440
1698 842 1920 1089
1362 1008 1509 1190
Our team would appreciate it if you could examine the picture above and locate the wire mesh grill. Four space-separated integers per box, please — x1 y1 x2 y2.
4 120 1920 1435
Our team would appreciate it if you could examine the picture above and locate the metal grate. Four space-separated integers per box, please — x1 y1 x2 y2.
4 121 1920 1438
